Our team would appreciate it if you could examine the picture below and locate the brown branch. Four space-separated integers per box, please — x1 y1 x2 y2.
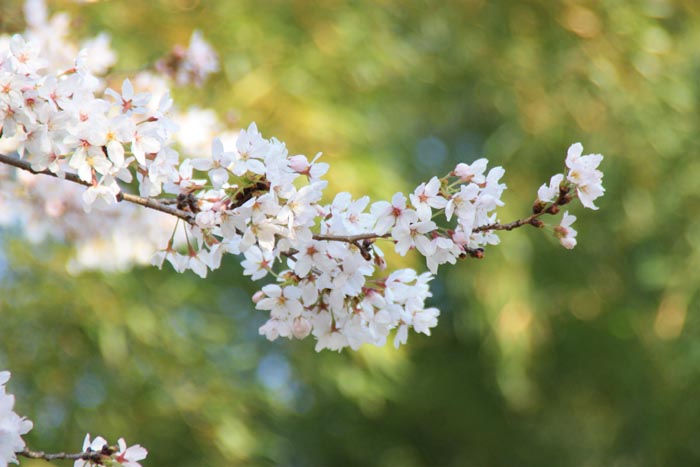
0 152 90 187
0 153 195 223
19 447 109 463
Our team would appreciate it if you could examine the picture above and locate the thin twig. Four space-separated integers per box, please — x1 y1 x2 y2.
473 212 544 232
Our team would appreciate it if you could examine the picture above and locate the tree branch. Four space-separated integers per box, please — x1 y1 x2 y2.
473 212 544 232
0 153 194 223
19 448 109 463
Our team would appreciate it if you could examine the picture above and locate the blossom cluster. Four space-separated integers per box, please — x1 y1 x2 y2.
536 142 605 249
149 122 513 350
0 372 32 467
0 0 220 272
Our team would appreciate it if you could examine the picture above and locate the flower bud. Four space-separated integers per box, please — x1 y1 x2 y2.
532 200 545 214
289 155 310 173
454 163 474 182
546 204 560 215
252 290 265 304
292 316 312 339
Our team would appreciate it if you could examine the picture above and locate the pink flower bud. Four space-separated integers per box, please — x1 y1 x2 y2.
252 290 265 304
292 316 311 339
451 230 469 246
289 155 310 173
454 163 474 182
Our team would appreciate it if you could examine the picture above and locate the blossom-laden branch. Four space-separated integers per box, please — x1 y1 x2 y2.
0 152 571 250
0 0 604 354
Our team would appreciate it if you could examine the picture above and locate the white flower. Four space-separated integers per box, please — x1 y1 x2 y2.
130 125 162 166
105 79 150 115
186 251 209 278
114 438 148 467
256 284 304 319
537 173 564 203
259 318 289 341
453 158 488 183
74 434 108 467
82 175 121 210
293 241 332 277
190 138 235 189
554 211 577 249
241 245 274 280
0 371 33 467
444 183 478 223
409 177 447 221
8 35 46 75
425 236 460 273
288 152 328 180
565 143 604 210
413 308 440 335
392 220 437 257
370 192 417 235
232 123 267 176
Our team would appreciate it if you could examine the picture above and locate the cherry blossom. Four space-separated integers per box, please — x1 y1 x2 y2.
554 211 577 250
537 173 564 203
73 434 108 467
114 438 148 467
0 372 33 467
565 142 605 210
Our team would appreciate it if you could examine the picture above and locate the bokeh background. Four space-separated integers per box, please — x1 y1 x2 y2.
2 0 700 465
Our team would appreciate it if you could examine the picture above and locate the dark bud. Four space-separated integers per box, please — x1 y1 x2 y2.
557 194 573 206
530 219 545 228
546 204 560 215
557 186 573 205
359 240 373 261
466 247 485 259
176 193 188 210
532 200 545 214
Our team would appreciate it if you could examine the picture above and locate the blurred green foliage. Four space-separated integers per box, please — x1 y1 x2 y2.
2 0 700 465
